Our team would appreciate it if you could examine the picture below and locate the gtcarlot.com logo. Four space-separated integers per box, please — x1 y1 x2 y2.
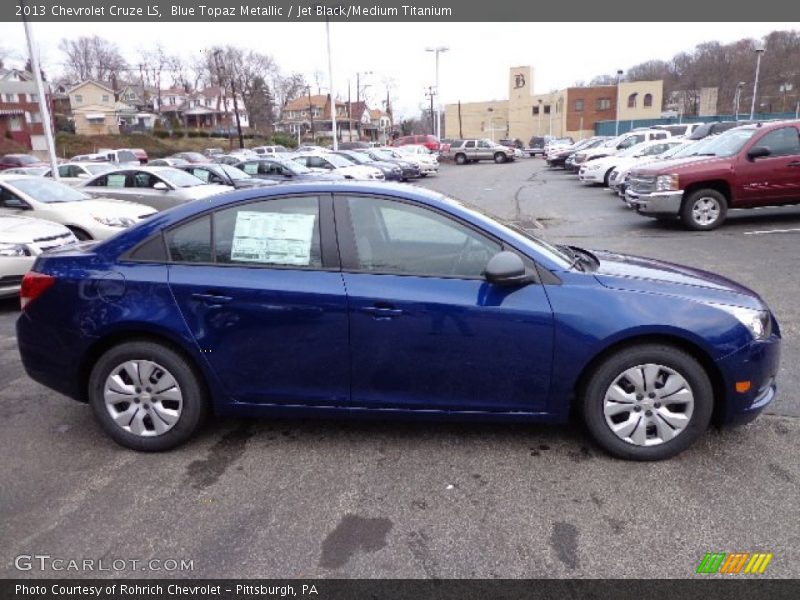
696 552 773 574
14 554 194 572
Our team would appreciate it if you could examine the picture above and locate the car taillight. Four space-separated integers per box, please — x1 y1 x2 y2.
20 272 56 310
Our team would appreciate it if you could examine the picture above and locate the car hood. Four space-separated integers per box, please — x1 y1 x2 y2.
631 155 726 175
52 198 156 219
339 165 382 177
296 172 346 181
0 215 70 243
590 249 763 309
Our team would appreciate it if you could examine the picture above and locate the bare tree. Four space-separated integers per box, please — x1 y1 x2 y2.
59 36 127 86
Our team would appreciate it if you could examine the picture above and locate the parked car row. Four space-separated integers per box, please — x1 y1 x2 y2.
546 119 800 230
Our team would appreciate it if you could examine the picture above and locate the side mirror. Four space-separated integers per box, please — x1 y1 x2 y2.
153 181 169 191
747 146 771 160
484 251 533 286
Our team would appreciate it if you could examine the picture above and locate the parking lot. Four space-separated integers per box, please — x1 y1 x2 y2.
2 158 799 578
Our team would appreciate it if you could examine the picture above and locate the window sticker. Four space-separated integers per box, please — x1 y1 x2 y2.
230 211 316 265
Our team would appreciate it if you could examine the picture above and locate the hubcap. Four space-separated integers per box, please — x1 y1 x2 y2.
103 360 183 437
603 363 694 446
691 197 720 226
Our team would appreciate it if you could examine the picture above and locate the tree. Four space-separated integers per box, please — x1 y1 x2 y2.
58 36 128 85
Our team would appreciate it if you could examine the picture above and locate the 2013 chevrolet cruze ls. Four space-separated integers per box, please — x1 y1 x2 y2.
16 182 780 460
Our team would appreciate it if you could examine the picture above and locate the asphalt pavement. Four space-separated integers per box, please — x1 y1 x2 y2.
1 159 798 579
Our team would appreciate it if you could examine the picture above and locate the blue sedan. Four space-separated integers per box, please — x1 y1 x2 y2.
16 182 780 460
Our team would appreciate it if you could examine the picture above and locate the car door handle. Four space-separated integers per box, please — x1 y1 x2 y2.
192 292 233 305
361 304 403 318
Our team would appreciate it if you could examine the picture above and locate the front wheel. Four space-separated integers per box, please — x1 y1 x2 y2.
680 189 728 230
455 153 467 165
581 344 713 460
494 152 507 164
88 341 208 451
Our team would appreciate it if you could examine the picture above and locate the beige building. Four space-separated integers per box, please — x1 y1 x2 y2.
445 66 664 142
69 81 131 136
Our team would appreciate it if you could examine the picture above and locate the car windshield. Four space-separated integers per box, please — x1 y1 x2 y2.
85 163 116 175
670 136 722 158
220 165 251 180
179 152 206 161
15 155 40 165
659 142 694 158
279 160 311 175
372 149 395 160
616 144 647 158
688 128 758 157
11 177 90 203
157 169 206 188
320 154 353 168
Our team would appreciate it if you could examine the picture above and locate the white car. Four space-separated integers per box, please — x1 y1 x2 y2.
572 129 672 169
292 153 384 181
252 145 289 156
44 162 116 186
0 175 156 241
579 139 686 186
392 145 439 176
609 141 697 195
0 215 77 298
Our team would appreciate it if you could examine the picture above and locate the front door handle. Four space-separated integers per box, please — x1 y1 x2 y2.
192 292 233 305
361 303 403 319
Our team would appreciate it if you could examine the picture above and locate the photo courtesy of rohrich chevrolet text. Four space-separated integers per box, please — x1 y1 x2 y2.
0 1 798 598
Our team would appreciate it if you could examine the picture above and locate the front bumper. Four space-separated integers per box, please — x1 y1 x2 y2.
578 167 604 183
0 256 35 298
418 163 438 175
717 335 781 426
625 189 684 215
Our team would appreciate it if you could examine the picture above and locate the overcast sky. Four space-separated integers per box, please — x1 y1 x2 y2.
1 21 796 117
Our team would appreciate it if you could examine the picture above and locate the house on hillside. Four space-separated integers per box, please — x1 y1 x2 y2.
0 68 52 151
69 80 133 135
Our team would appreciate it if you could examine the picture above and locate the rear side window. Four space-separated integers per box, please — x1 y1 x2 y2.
166 216 212 263
128 235 167 262
213 196 322 268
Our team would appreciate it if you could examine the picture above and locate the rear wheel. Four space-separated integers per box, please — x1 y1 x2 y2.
88 341 208 451
494 152 507 164
681 189 728 230
455 153 467 165
581 344 713 460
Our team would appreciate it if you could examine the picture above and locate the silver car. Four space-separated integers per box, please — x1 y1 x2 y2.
79 167 233 211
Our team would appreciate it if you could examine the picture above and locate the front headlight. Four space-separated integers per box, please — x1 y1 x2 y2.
714 304 772 340
93 215 136 227
655 174 680 192
0 242 31 257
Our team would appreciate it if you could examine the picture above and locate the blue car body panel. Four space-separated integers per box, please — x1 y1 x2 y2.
16 182 781 427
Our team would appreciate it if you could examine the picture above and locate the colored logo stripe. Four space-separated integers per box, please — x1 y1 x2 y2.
697 552 772 574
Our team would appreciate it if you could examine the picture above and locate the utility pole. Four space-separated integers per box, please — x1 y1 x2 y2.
324 16 338 150
750 41 766 121
425 86 436 135
458 100 463 139
614 69 623 137
21 4 58 178
425 46 448 141
306 86 315 141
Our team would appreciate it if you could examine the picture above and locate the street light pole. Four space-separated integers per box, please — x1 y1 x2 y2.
615 69 623 137
325 17 338 150
749 41 766 121
733 81 745 121
425 46 448 141
537 99 542 136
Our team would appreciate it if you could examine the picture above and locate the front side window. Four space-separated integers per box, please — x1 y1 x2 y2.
214 196 322 268
756 127 800 157
343 196 501 278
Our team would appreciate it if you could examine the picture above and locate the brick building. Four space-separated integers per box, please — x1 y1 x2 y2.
0 68 51 152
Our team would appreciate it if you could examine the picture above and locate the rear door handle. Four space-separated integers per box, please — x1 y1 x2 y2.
192 292 233 305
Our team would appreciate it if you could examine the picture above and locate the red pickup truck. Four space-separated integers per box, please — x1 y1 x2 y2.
625 120 800 230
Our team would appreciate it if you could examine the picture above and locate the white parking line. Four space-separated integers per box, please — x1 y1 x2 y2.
743 228 800 235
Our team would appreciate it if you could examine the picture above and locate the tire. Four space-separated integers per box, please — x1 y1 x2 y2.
455 153 467 165
603 168 615 187
680 189 728 231
494 152 507 164
67 226 92 241
88 341 208 451
580 344 713 461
